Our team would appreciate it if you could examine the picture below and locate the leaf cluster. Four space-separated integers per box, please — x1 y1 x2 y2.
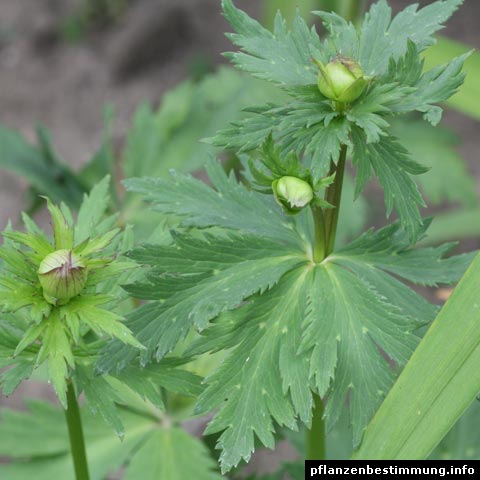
0 393 222 480
99 161 474 471
211 0 468 242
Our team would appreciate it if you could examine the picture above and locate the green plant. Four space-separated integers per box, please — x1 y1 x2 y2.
354 252 480 459
0 0 479 479
98 0 473 471
0 179 209 479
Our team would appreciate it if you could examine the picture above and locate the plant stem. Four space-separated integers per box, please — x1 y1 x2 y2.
307 143 348 457
324 144 348 256
311 205 327 262
65 382 90 480
306 394 326 460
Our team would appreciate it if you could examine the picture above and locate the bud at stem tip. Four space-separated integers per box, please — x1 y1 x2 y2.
38 249 87 305
272 176 314 215
315 56 368 104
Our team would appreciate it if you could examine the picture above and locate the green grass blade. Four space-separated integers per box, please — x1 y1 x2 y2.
353 252 480 459
423 36 480 120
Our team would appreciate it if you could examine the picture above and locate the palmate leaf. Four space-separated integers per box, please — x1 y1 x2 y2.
223 0 462 85
75 175 112 244
0 398 222 480
124 428 223 480
221 0 322 86
334 220 474 287
351 127 427 242
389 49 469 125
188 219 472 472
0 359 34 396
124 158 301 247
358 0 463 76
75 365 125 436
37 310 75 408
97 229 306 373
0 178 144 411
193 269 312 471
214 1 467 242
63 298 143 349
74 358 204 437
209 89 350 182
106 146 472 470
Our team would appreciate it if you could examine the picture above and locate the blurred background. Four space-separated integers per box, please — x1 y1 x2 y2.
0 0 479 477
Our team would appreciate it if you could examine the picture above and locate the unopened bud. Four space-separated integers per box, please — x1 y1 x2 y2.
272 176 314 214
38 250 87 305
315 57 367 104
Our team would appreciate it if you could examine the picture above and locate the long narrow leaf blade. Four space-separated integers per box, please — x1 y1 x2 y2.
353 253 480 459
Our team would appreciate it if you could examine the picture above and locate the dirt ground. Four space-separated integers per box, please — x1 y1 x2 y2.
0 0 479 229
0 0 479 473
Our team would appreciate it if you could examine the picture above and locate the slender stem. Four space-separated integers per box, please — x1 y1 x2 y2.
306 394 326 460
65 382 90 480
311 205 327 262
324 144 348 256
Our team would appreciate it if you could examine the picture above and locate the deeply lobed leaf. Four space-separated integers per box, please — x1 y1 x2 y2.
215 1 467 241
110 155 474 470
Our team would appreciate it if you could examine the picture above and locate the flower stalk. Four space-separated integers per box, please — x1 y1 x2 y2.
65 382 90 480
306 394 326 461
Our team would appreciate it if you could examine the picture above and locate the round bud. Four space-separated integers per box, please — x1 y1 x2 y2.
38 250 87 305
316 57 367 104
272 176 314 215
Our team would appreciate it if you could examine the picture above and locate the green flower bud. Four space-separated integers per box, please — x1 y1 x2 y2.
272 176 314 214
315 57 368 104
38 250 87 305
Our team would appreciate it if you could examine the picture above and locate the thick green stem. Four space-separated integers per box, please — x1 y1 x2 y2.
307 143 348 458
65 382 90 480
324 144 348 256
306 394 326 460
311 205 327 262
